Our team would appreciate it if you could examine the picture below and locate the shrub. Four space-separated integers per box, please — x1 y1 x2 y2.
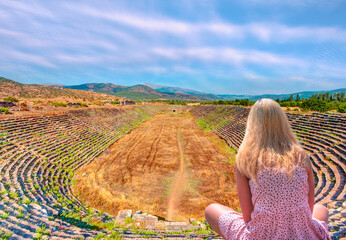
51 102 67 107
301 99 330 112
337 103 346 113
0 107 9 114
3 96 18 102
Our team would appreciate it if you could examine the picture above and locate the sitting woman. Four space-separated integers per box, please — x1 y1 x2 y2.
205 99 330 240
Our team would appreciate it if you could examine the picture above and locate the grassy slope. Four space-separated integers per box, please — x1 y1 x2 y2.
0 77 118 101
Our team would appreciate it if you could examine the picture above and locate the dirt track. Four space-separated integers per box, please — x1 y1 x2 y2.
74 113 238 221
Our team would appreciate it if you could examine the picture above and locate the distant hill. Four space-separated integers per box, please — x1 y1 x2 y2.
65 83 127 95
64 82 346 101
115 85 165 100
64 83 209 101
0 77 118 101
219 88 346 101
144 83 221 100
145 82 346 101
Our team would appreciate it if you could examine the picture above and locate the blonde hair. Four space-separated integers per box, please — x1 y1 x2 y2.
236 98 309 180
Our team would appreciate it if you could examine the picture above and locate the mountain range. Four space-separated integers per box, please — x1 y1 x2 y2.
1 77 345 101
64 82 346 101
64 83 207 101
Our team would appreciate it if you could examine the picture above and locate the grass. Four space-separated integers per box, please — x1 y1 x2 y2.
8 191 18 199
0 231 12 240
0 211 10 220
124 217 135 224
136 229 157 236
16 209 25 219
210 135 237 165
0 190 8 196
196 119 212 132
57 210 99 230
36 225 50 235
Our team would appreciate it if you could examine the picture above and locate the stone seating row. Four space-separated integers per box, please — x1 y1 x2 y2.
0 106 162 238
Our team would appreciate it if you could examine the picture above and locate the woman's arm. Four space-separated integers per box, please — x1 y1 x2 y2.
235 166 254 222
306 160 315 213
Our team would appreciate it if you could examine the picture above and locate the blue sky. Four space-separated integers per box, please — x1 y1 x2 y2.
0 0 345 94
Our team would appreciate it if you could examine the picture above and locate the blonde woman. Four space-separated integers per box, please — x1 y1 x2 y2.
205 99 330 239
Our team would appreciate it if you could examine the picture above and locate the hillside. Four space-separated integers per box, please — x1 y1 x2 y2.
145 83 346 101
3 77 344 102
218 88 346 101
145 83 221 100
0 77 118 101
116 85 205 100
64 83 208 100
65 83 127 95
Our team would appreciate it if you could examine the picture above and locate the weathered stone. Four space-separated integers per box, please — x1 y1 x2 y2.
29 204 48 217
341 210 346 218
116 209 132 221
165 221 193 230
342 201 346 209
199 223 207 229
133 213 158 221
154 221 165 229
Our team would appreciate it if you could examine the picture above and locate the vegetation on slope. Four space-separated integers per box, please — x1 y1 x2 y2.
64 83 209 101
277 93 346 113
0 77 118 101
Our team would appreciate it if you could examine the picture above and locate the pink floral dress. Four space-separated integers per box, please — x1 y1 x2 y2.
219 166 330 240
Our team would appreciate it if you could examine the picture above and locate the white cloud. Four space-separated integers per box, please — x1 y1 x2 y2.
248 23 346 42
0 0 55 18
69 4 346 43
1 49 56 68
74 6 192 35
152 47 307 67
241 0 341 8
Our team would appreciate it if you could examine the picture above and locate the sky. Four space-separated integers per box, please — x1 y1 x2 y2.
0 0 345 95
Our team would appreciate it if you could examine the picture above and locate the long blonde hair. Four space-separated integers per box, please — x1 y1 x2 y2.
236 98 308 180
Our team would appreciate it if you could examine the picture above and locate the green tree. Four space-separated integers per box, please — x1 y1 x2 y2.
301 98 330 112
296 94 300 101
337 103 346 113
289 94 293 101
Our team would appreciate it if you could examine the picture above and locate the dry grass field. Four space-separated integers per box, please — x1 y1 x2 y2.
73 112 238 221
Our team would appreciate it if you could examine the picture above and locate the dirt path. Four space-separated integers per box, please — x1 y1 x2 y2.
74 113 238 221
167 120 185 220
